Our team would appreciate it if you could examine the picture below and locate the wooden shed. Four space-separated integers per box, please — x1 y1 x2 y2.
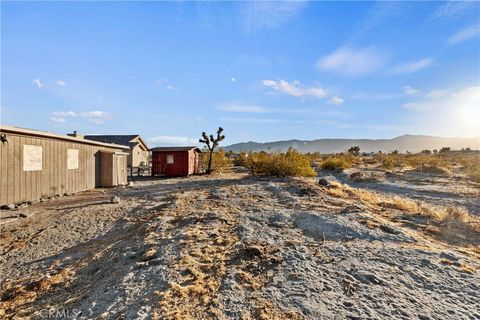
0 125 130 205
151 147 201 177
83 134 149 175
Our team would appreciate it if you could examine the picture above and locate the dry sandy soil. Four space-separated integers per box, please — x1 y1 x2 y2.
0 169 479 319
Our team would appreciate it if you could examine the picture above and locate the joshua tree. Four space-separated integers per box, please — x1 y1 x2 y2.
199 127 225 174
348 146 360 156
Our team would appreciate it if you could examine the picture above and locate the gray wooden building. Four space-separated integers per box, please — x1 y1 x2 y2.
0 125 129 206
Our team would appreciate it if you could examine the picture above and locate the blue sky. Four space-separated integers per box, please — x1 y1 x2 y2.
1 1 479 146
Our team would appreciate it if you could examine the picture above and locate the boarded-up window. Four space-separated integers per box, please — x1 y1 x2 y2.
67 149 79 169
166 155 174 164
23 145 42 171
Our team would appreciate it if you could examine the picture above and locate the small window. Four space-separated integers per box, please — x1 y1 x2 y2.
166 155 174 164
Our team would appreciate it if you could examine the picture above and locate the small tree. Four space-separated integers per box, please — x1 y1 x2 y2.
439 147 451 154
199 127 225 174
348 146 360 156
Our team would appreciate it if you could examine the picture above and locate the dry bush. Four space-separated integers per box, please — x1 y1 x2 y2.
455 153 480 183
246 148 316 177
324 181 480 245
321 156 351 171
202 150 232 173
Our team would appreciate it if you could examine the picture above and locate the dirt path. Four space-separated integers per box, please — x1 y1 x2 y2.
1 172 479 319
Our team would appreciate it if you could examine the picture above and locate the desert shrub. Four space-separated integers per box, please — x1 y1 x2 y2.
455 153 480 183
246 148 316 177
234 152 249 166
321 156 351 171
201 150 232 173
381 157 395 170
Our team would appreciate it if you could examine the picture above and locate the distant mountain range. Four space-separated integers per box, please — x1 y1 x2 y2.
223 135 480 153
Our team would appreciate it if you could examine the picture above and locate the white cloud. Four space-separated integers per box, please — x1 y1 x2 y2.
448 24 480 45
351 92 399 100
217 102 313 114
328 96 344 106
33 78 43 88
316 46 386 77
242 1 307 32
148 135 198 146
155 79 175 90
230 77 236 82
390 58 432 74
50 117 66 123
56 80 66 87
218 103 266 113
79 111 111 125
261 79 327 99
424 89 450 99
402 86 480 137
402 86 420 96
218 117 280 124
50 110 110 125
431 1 475 20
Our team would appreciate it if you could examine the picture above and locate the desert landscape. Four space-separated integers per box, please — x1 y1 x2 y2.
1 151 479 319
2 1 480 319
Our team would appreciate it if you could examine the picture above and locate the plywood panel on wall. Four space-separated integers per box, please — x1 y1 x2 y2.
0 131 125 205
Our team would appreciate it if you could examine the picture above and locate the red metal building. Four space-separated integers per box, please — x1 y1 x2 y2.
150 147 202 177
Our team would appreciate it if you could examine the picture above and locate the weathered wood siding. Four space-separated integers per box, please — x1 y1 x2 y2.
0 132 123 205
151 150 201 177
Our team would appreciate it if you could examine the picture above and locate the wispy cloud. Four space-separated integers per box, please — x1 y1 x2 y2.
217 102 313 114
218 117 280 124
33 78 43 88
328 96 344 106
218 103 266 113
448 24 480 45
390 58 432 74
261 79 327 99
79 111 111 125
148 135 198 146
354 2 405 39
351 92 399 101
155 79 176 90
242 1 307 33
50 110 110 125
56 80 66 87
50 117 66 123
431 1 476 20
402 86 420 96
316 46 386 77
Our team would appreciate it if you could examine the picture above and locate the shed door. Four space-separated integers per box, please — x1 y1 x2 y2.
152 152 165 175
116 155 127 185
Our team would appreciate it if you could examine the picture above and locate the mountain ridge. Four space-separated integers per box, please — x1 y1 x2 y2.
222 135 480 153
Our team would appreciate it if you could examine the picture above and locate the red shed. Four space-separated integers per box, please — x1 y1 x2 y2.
150 147 202 177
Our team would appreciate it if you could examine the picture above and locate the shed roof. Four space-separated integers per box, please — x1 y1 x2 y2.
84 135 137 145
0 125 130 149
150 146 201 152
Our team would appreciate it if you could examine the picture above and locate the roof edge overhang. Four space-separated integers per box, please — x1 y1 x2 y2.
0 124 130 149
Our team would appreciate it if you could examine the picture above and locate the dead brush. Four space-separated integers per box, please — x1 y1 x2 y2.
435 207 480 245
324 181 480 246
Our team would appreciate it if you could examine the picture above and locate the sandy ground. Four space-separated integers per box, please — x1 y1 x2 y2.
0 169 479 319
